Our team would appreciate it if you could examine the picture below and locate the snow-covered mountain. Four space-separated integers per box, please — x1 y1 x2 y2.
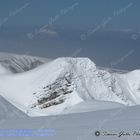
0 53 140 117
0 52 51 73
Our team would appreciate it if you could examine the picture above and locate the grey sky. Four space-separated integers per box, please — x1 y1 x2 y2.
0 0 140 70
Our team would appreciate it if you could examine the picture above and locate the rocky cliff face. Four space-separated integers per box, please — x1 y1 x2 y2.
31 73 75 109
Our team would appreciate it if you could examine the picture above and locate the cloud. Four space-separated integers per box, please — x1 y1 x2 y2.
38 27 58 37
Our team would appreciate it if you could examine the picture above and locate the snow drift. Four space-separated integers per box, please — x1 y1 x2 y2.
0 56 140 117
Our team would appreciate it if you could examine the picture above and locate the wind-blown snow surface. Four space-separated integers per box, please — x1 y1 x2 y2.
0 56 140 117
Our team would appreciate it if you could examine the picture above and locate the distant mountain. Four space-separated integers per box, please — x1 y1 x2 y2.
0 52 51 73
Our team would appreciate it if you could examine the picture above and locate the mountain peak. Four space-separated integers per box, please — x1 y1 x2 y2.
0 54 140 116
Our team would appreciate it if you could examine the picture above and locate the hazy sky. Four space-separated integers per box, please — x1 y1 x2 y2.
0 0 140 29
0 0 140 70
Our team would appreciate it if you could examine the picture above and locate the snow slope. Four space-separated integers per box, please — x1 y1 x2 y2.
0 64 11 74
0 56 140 116
65 100 124 114
1 105 140 140
0 95 28 119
